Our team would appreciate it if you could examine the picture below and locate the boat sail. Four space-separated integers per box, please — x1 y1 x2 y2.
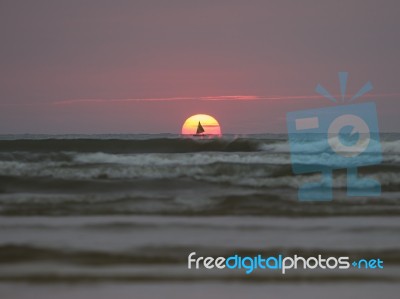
193 121 205 136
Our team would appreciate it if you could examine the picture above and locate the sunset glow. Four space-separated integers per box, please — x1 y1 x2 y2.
181 114 221 136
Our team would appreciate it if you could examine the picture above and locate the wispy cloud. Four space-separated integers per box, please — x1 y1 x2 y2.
1 93 399 106
52 92 400 105
53 95 262 105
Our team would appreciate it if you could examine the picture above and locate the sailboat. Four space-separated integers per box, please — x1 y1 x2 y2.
193 121 206 136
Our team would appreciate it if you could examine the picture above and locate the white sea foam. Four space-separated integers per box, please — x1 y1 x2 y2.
73 151 290 166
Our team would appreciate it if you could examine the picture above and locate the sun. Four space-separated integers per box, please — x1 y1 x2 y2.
181 114 222 136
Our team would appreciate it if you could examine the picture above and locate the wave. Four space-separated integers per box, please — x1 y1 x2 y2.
1 188 400 216
1 244 399 265
0 136 399 217
0 135 399 155
257 135 400 155
0 154 400 187
0 138 263 154
0 244 398 283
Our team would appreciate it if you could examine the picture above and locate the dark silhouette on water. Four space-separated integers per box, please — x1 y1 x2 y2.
193 121 205 136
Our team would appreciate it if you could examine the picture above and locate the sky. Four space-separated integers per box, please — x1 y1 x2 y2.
0 0 399 134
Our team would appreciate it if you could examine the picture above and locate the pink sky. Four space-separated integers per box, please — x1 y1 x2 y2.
0 0 399 133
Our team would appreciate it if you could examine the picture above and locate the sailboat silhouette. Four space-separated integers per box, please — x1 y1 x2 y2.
193 121 205 136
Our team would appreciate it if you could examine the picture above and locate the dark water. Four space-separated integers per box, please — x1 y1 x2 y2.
0 134 399 298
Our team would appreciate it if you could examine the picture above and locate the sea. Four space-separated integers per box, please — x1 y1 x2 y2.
0 134 399 299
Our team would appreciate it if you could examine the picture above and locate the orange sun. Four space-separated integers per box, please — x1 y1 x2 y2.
181 114 222 136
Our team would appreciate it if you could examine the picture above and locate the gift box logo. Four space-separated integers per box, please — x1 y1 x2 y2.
286 72 382 201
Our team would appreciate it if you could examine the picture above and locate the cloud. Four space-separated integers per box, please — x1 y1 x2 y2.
0 93 398 106
51 93 400 105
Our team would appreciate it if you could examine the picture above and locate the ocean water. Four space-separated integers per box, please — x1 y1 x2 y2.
0 134 399 298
